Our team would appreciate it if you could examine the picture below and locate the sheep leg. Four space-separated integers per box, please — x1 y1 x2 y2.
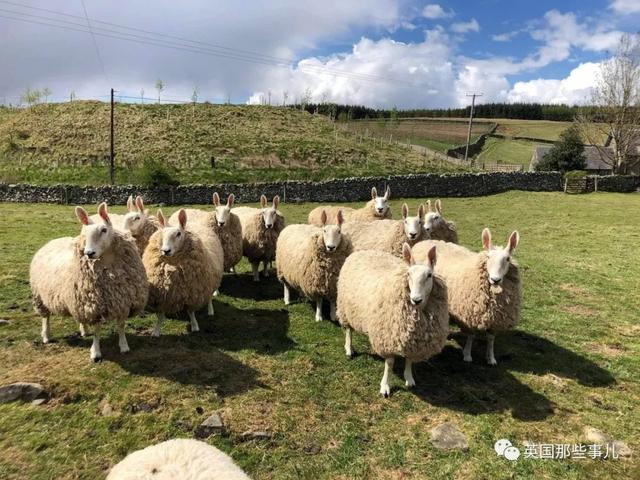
329 301 337 322
188 311 200 332
344 327 354 358
207 299 215 317
463 334 475 363
90 324 102 362
486 334 497 366
41 316 50 344
315 299 323 322
283 284 291 305
78 322 87 337
380 357 395 398
262 260 270 277
213 290 220 297
117 320 130 354
404 359 415 388
251 262 260 282
152 312 165 338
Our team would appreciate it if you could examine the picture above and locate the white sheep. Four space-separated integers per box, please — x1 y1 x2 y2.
276 210 352 322
106 438 250 480
308 186 392 225
411 228 522 365
30 203 148 361
423 199 458 243
336 243 449 397
341 203 427 257
232 195 285 282
143 209 223 336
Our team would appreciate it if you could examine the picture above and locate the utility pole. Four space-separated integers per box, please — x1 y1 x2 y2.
464 92 482 162
109 88 115 184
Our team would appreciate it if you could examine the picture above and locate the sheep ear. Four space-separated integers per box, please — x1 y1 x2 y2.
371 187 377 199
212 192 220 206
383 186 390 200
157 209 166 227
402 243 414 266
227 194 235 207
272 195 280 209
260 195 267 208
337 210 344 226
436 199 442 214
427 245 437 268
135 196 145 213
402 203 409 219
178 209 187 230
127 195 134 212
320 210 327 226
418 204 425 219
426 200 433 212
507 231 520 253
482 228 492 250
75 206 91 226
98 202 111 226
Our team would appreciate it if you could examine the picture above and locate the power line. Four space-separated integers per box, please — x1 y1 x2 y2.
79 0 107 81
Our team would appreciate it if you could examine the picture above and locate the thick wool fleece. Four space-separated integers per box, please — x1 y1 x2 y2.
132 216 160 255
342 219 426 258
233 207 285 263
308 200 392 226
430 220 458 244
412 240 521 333
107 438 250 480
143 230 219 315
337 250 449 361
30 233 148 325
276 224 352 302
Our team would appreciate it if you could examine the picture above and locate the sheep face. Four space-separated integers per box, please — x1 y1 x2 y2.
483 228 520 285
213 192 235 227
157 209 187 257
371 186 390 216
259 194 280 229
124 196 147 235
402 204 425 241
320 209 344 252
75 203 114 259
402 242 436 306
423 199 443 235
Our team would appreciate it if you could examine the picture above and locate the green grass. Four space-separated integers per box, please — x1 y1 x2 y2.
1 192 639 479
492 119 572 141
476 137 547 167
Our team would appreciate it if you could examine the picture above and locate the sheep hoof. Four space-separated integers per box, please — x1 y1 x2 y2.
120 347 130 354
463 355 473 363
315 316 323 322
380 385 391 397
213 290 220 297
487 358 498 366
42 337 50 344
405 380 416 388
346 350 355 359
91 356 102 363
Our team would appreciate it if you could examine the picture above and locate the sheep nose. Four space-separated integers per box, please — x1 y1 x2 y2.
377 208 384 213
85 250 96 258
490 276 502 284
411 297 423 305
162 248 172 256
327 245 336 251
409 233 417 239
265 224 273 229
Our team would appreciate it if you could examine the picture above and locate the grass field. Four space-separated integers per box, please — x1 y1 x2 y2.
493 119 572 141
476 138 545 168
1 192 639 479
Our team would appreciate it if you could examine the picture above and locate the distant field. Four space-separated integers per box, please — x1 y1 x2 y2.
493 119 572 141
476 137 545 168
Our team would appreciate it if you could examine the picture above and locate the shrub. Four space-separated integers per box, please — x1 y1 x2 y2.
139 158 179 187
536 124 586 172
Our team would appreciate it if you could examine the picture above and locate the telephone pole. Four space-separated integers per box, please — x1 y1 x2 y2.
464 92 482 162
109 88 115 184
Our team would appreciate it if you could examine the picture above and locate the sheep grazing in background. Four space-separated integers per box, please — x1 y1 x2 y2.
307 186 392 226
106 438 251 480
143 209 223 336
336 243 449 397
30 203 148 362
424 199 458 243
411 228 522 365
276 210 352 322
233 195 285 282
341 203 427 257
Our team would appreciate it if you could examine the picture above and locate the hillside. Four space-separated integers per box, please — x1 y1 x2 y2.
0 102 465 185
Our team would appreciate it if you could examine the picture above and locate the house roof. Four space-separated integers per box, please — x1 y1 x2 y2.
530 145 614 171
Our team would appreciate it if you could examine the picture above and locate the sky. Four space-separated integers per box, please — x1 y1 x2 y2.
1 0 639 108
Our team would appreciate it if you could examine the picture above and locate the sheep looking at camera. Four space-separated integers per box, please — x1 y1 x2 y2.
423 199 458 244
308 186 392 226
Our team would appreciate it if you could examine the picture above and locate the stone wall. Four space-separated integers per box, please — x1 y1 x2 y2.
0 172 564 205
586 175 640 193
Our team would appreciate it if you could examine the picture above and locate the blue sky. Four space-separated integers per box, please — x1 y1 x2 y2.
1 0 639 108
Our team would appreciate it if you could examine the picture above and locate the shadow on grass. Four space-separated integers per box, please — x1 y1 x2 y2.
218 272 283 301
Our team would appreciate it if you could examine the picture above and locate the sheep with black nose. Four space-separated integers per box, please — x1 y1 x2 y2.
308 186 392 225
423 199 458 243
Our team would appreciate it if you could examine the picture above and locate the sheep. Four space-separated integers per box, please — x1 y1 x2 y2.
423 199 458 243
276 210 352 322
411 228 521 365
143 209 223 336
341 203 427 257
232 195 285 282
106 438 250 480
30 203 148 362
336 243 449 397
308 186 392 226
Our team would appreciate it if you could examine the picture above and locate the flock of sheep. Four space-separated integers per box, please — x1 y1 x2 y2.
29 186 522 477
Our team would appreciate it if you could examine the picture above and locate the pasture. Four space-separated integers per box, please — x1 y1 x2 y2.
0 192 639 479
476 137 543 168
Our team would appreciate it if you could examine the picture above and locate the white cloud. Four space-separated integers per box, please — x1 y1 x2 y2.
609 0 640 14
451 19 480 34
492 31 519 42
422 4 454 19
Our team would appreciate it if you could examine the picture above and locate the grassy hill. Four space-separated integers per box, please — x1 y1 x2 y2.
0 102 465 185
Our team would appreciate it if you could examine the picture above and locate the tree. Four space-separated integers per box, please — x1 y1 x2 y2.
140 88 145 104
577 33 640 173
191 86 199 104
21 88 41 107
155 79 164 103
536 124 586 172
69 91 76 102
282 90 288 106
42 87 51 103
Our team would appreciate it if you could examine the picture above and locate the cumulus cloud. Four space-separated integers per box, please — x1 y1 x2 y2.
422 4 455 19
451 19 480 34
609 0 640 14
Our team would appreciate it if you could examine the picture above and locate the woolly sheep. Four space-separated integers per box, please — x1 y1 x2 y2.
341 203 427 257
411 228 521 365
143 209 223 336
106 438 250 480
423 199 458 243
30 203 148 361
308 186 392 225
276 210 352 322
336 243 449 397
233 195 285 282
